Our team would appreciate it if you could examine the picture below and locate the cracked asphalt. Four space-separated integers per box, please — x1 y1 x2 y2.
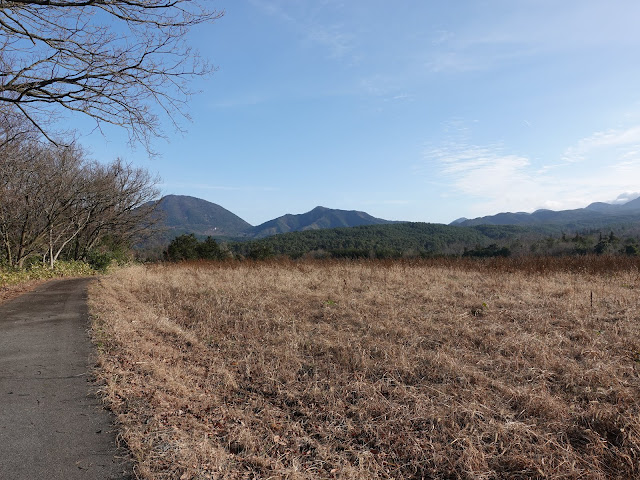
0 278 131 479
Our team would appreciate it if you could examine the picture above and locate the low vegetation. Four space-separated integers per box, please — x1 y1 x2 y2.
0 260 97 285
90 257 640 479
0 260 97 303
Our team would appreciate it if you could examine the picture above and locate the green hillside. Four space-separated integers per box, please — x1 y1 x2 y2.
158 195 252 236
250 206 392 238
230 222 496 259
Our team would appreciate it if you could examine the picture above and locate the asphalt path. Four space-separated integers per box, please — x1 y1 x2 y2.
0 278 131 479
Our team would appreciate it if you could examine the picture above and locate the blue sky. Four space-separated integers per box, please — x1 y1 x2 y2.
78 0 640 225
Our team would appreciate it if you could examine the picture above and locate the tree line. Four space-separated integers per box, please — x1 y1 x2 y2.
0 122 158 268
0 0 216 268
162 223 640 263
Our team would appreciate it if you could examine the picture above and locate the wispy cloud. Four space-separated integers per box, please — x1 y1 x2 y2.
424 143 542 214
431 30 454 46
612 192 640 204
305 23 354 59
422 2 640 75
423 125 640 217
562 126 640 162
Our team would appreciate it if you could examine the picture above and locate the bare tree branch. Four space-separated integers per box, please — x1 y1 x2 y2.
0 0 223 152
0 130 160 267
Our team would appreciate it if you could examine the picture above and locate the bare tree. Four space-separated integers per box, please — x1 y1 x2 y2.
70 158 160 261
0 138 52 267
41 144 92 267
0 0 223 149
0 134 160 268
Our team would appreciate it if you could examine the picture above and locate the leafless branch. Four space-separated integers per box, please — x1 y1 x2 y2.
0 0 223 151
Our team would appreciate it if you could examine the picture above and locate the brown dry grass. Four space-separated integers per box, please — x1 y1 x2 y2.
89 258 640 479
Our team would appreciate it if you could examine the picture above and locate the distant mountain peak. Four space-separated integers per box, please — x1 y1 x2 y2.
155 195 252 236
250 206 393 238
452 193 640 229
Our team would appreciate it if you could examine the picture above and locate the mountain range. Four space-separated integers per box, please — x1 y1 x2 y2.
145 194 640 247
453 196 640 230
150 195 393 241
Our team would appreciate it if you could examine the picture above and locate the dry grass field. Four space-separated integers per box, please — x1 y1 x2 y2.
89 257 640 479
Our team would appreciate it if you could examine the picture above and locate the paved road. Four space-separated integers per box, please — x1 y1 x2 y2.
0 278 131 479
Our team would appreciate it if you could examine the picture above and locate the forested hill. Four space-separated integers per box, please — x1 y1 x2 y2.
229 222 499 259
145 195 640 261
250 206 393 238
156 195 252 237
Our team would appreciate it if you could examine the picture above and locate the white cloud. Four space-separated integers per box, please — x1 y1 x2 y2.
420 1 640 75
562 126 640 162
612 192 640 204
305 24 354 59
424 143 542 214
424 129 640 217
425 54 468 74
431 30 454 46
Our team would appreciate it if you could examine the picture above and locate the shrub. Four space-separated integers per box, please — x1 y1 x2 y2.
196 236 226 260
0 260 96 287
624 244 639 256
462 244 511 258
166 234 200 261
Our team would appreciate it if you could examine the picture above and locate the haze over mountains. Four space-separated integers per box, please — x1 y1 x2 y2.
149 194 640 244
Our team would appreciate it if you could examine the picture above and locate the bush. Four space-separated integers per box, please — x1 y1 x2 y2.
593 240 610 255
623 244 639 256
463 244 511 258
86 237 133 271
0 260 96 286
166 234 228 261
196 236 226 260
166 234 200 261
246 244 274 260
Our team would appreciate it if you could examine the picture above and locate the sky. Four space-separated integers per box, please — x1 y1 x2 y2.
76 0 640 225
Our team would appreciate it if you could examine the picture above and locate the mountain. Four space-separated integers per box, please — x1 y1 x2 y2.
139 197 398 250
250 206 394 238
454 195 640 231
153 195 252 238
